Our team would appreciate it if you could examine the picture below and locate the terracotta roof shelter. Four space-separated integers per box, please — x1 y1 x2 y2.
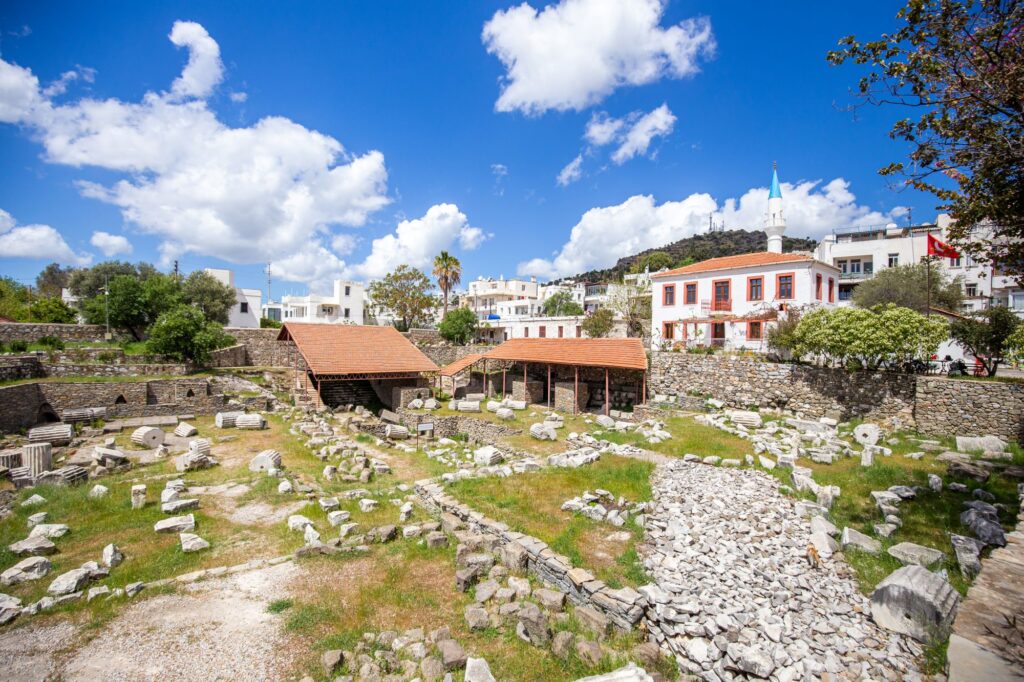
439 353 485 377
278 323 438 380
651 251 835 279
482 337 648 370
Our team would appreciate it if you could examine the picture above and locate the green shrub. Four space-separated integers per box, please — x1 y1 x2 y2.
9 340 28 353
36 335 65 350
259 317 283 329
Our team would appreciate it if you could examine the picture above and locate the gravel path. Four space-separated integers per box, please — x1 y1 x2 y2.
640 461 924 681
61 561 300 681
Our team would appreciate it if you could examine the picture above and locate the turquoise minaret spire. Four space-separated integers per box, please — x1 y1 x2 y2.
769 161 782 199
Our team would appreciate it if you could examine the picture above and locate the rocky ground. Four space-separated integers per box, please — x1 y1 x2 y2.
640 460 924 681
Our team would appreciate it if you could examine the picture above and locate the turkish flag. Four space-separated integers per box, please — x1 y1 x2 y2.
928 233 960 259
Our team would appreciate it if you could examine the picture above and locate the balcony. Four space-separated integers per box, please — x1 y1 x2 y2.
710 299 732 312
838 271 870 281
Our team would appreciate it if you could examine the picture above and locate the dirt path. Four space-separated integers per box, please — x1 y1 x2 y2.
47 561 300 681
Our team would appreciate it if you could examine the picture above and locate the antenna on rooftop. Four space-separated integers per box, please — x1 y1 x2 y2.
265 262 273 302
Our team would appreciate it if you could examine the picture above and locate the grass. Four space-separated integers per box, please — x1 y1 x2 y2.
600 415 751 461
448 456 654 588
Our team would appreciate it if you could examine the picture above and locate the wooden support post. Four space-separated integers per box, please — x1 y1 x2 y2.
574 365 579 416
502 369 506 397
605 367 610 416
547 364 552 409
483 359 488 396
523 363 527 403
642 370 646 405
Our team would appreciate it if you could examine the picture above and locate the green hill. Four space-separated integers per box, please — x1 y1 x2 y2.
557 229 818 283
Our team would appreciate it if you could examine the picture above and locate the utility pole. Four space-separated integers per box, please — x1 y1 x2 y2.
103 276 111 340
265 262 272 302
173 260 179 280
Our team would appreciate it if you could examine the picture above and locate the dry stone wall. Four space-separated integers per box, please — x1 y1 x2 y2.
916 376 1024 442
0 356 45 382
208 344 247 368
224 328 295 367
418 344 493 368
0 322 114 343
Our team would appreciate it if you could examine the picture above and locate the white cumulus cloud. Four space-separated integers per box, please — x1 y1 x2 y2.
518 178 905 279
350 204 486 281
0 20 391 287
90 231 133 256
610 103 675 163
556 154 584 186
0 209 92 266
482 0 714 115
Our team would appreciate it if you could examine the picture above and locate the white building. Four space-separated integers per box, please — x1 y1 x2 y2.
205 268 261 328
262 279 364 325
650 166 839 351
814 215 1004 313
476 315 627 343
462 276 541 321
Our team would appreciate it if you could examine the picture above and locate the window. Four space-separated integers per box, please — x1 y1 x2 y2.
344 308 351 319
323 306 334 315
850 260 862 274
662 284 676 306
539 326 546 338
776 273 794 300
828 277 835 303
838 260 848 274
950 256 962 268
558 325 564 338
344 285 351 296
747 277 763 301
712 280 731 311
524 328 529 338
240 302 249 313
747 321 763 340
965 283 978 297
662 322 675 341
576 326 582 337
684 282 697 304
888 253 899 267
815 274 822 300
864 261 874 275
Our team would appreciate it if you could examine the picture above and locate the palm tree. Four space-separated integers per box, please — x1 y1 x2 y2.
433 251 462 318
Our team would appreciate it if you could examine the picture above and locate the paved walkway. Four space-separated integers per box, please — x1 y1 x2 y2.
948 489 1024 681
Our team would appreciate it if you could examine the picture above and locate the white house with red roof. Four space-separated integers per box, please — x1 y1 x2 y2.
650 167 840 351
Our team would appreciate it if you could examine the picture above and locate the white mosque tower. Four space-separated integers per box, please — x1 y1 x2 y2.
765 162 786 254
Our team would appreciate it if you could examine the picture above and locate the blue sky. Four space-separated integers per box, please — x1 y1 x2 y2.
0 0 933 296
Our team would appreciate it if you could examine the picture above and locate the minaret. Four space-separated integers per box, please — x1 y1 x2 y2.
765 162 786 254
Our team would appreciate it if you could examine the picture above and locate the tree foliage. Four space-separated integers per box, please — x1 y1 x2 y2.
607 280 650 338
630 251 675 273
793 304 949 369
949 305 1020 375
581 308 615 338
852 262 964 313
146 305 234 365
28 297 78 324
432 251 462 319
0 277 31 321
181 271 237 325
542 290 584 317
35 263 73 298
260 316 282 329
438 307 478 345
828 0 1024 277
68 261 145 299
368 265 438 331
80 273 183 340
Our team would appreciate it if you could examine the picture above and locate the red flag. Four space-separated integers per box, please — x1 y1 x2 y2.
927 233 960 259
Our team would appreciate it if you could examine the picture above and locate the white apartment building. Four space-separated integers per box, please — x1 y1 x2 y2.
205 268 261 328
462 276 541 321
650 166 839 351
262 279 364 325
476 315 628 343
814 215 1003 313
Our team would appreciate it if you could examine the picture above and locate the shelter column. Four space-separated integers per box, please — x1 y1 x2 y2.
484 359 488 396
574 366 579 416
642 370 647 405
547 365 552 408
502 368 506 396
523 363 527 403
604 367 610 416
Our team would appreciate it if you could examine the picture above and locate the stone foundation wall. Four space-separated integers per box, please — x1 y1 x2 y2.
416 479 646 631
419 344 493 368
405 328 444 346
0 322 114 343
41 362 192 377
393 410 522 444
915 376 1024 442
209 344 247 368
0 356 44 382
0 384 46 433
224 328 295 367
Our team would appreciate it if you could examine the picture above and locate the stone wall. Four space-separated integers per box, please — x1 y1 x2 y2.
0 378 226 433
650 352 916 427
0 356 44 382
416 479 646 631
915 376 1024 442
405 328 443 346
0 322 113 343
209 344 247 368
224 328 294 367
418 344 493 368
41 362 192 377
394 410 522 444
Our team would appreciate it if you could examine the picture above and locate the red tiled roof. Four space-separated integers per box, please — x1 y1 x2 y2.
439 353 484 377
482 338 648 371
278 323 438 377
651 251 829 278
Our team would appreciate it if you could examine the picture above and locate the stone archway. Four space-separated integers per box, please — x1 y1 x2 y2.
35 403 60 424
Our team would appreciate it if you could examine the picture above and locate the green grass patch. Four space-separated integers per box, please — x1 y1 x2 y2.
267 598 294 613
600 416 750 460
